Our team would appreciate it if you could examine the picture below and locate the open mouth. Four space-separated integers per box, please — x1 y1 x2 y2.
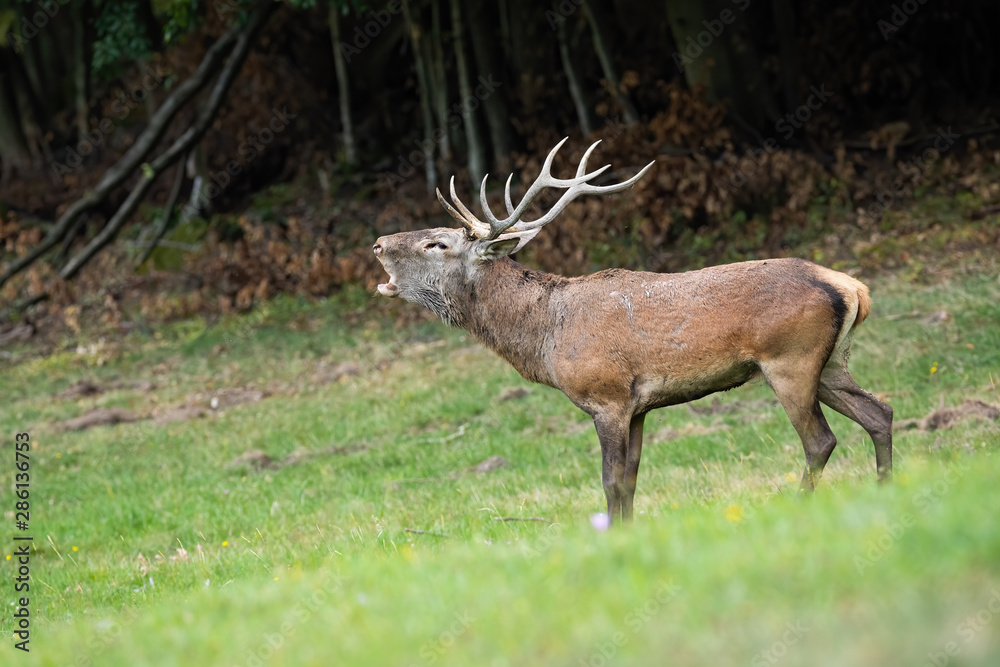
377 278 399 297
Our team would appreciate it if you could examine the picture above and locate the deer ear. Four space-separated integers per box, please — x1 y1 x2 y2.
475 237 520 259
475 229 542 259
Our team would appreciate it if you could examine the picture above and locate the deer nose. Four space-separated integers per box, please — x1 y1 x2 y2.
372 242 383 256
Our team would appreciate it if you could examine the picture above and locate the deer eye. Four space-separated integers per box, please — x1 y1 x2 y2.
424 241 448 250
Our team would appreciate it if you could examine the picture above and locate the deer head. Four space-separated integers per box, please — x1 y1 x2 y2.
373 138 654 320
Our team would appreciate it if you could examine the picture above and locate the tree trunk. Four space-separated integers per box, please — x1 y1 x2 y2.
771 0 800 111
498 0 512 70
71 0 90 142
430 0 451 165
402 0 438 192
665 0 778 132
18 33 52 124
556 13 594 137
135 0 164 52
449 0 485 185
467 2 513 167
0 70 30 183
328 4 358 164
582 0 639 125
5 53 47 163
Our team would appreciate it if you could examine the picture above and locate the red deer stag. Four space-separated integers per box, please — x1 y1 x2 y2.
373 138 892 524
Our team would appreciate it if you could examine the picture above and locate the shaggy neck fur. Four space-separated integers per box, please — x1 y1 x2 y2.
452 258 566 387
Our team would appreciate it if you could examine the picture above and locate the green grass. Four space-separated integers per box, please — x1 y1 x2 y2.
2 268 999 666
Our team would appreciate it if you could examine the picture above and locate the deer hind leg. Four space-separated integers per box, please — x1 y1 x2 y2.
593 414 630 524
818 365 893 483
761 359 838 491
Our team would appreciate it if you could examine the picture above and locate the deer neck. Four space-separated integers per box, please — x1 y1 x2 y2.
459 258 564 387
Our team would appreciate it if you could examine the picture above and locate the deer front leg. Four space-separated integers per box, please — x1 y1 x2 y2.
594 415 629 525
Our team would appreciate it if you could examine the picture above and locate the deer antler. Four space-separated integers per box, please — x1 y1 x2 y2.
436 137 655 241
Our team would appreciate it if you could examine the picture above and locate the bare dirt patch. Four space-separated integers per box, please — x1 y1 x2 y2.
225 449 278 471
497 387 531 402
650 422 731 444
57 378 156 399
469 455 510 474
312 361 361 386
896 399 1000 431
227 443 370 471
153 405 209 425
59 379 104 399
60 408 142 432
688 396 778 416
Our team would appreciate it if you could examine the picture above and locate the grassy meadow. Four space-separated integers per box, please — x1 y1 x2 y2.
1 259 999 665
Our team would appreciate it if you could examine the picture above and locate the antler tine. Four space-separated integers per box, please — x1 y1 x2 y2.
504 173 515 216
436 187 470 229
449 176 482 227
511 158 655 233
442 176 490 236
575 140 602 178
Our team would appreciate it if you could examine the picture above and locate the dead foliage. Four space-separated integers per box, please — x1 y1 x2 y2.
0 324 34 346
